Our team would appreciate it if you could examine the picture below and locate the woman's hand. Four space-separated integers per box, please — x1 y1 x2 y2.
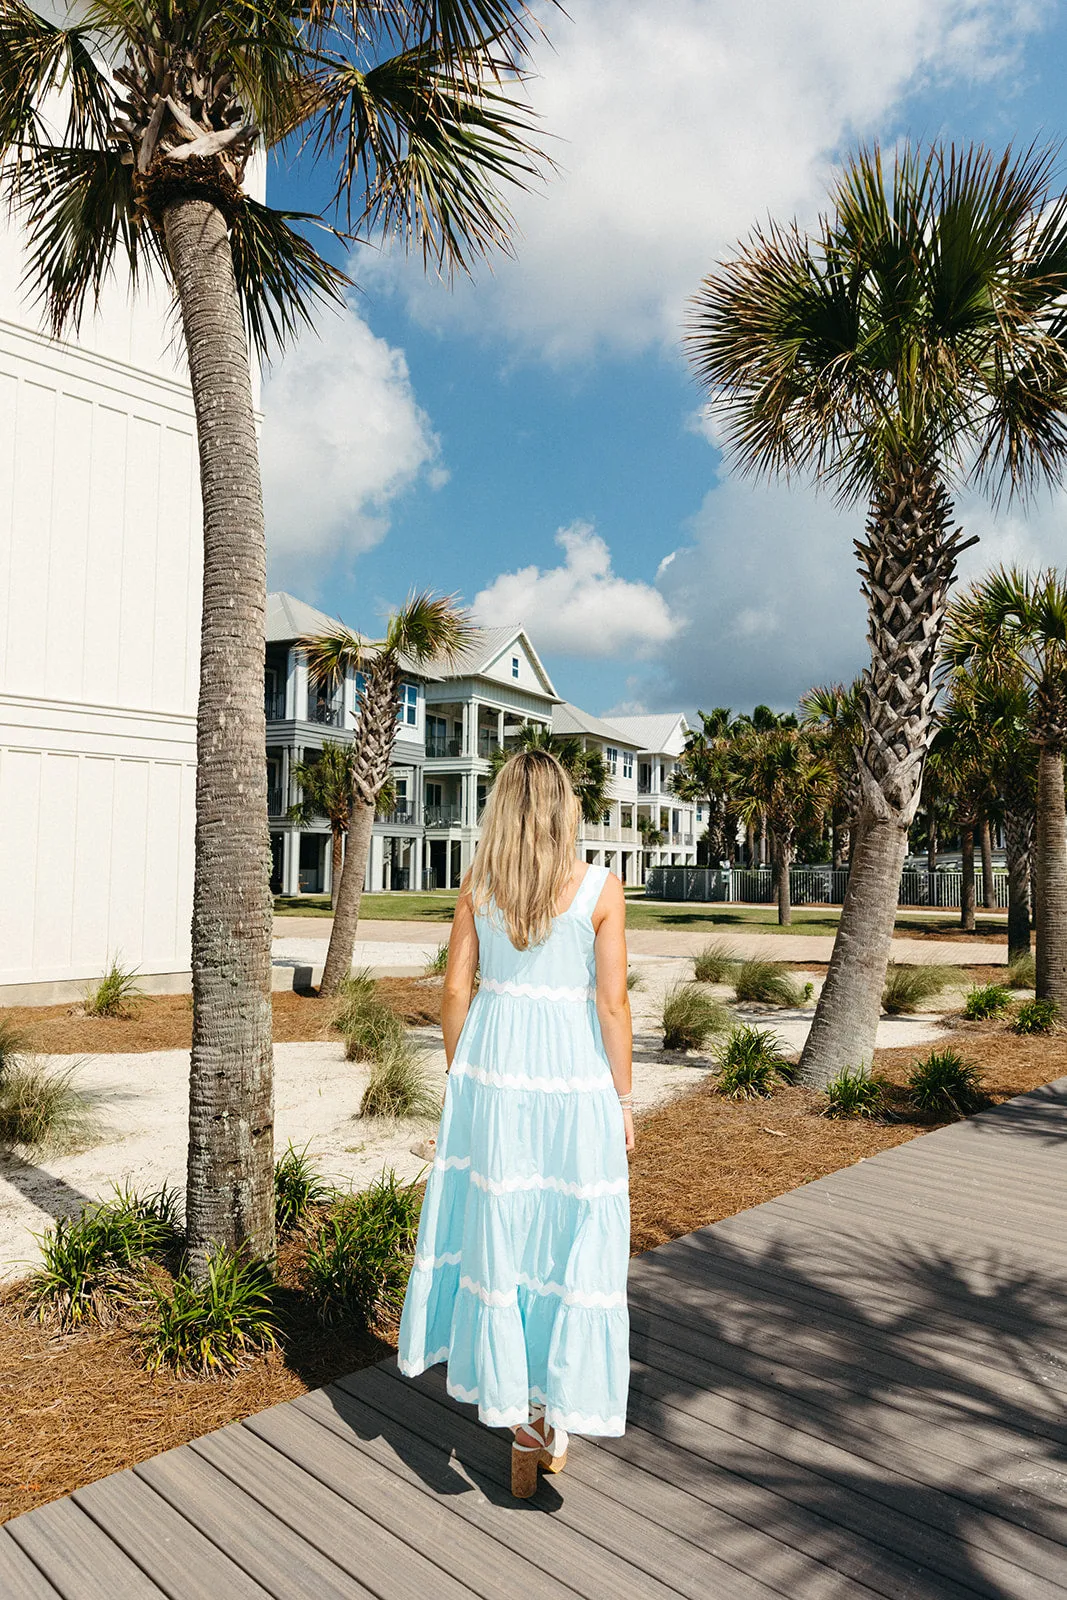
622 1106 635 1152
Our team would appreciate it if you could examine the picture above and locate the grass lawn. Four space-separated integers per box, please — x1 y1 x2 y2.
275 890 1009 941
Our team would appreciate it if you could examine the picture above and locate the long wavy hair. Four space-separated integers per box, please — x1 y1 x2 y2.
470 750 581 950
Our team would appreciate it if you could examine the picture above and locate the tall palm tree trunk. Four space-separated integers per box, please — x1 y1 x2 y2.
164 193 275 1272
1003 804 1033 959
799 468 971 1087
960 822 976 932
980 816 995 910
776 837 793 925
1034 745 1067 1005
331 826 344 911
926 814 937 875
320 800 375 994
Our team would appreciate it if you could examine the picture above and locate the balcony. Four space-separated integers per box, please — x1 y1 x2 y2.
379 809 415 827
477 731 500 758
264 691 287 721
267 787 285 817
425 805 464 827
425 736 463 758
307 700 343 727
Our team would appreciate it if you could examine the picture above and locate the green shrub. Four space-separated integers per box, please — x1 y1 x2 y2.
661 983 729 1051
962 984 1012 1021
142 1252 277 1375
1005 952 1036 989
822 1069 886 1119
333 966 377 1028
0 1057 98 1152
424 942 449 977
84 957 141 1018
360 1039 440 1119
304 1171 421 1328
733 959 806 1008
692 940 741 984
881 963 953 1015
907 1049 986 1115
30 1184 181 1327
0 1018 29 1078
274 1142 331 1231
1013 998 1059 1035
343 1001 406 1064
715 1026 794 1099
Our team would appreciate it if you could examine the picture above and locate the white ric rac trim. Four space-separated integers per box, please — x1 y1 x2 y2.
397 1347 449 1376
457 1273 626 1310
447 1379 625 1435
430 1157 627 1199
450 1061 614 1094
413 1251 463 1270
479 977 594 1002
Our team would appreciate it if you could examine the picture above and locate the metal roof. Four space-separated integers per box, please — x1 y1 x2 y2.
605 712 690 755
551 701 640 747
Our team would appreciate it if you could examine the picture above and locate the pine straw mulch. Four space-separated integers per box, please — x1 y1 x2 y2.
1 1020 1061 1526
0 978 442 1056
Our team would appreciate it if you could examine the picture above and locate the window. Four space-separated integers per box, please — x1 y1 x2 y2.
396 681 418 726
605 746 618 775
511 656 520 679
622 750 633 780
425 782 443 807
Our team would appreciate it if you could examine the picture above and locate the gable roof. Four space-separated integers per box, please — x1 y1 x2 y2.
606 712 690 755
265 592 439 680
437 625 559 700
552 702 640 747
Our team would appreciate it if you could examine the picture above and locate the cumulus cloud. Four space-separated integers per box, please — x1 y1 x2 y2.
261 297 442 576
472 521 677 657
366 0 1044 359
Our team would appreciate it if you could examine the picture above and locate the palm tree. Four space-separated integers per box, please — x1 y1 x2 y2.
302 594 473 997
943 568 1067 998
672 708 747 865
288 742 355 910
0 0 552 1266
488 724 610 824
799 681 863 867
731 727 834 925
927 678 998 933
688 143 1067 1083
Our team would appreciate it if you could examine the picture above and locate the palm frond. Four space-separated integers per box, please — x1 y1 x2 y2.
298 624 367 686
228 197 349 357
384 590 474 663
0 0 115 151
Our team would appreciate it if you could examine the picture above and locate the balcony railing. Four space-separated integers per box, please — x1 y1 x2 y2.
307 700 344 726
425 736 464 758
477 731 500 758
424 805 464 827
267 787 285 817
379 809 415 827
264 691 287 721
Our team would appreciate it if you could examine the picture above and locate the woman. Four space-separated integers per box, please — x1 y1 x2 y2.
398 750 634 1498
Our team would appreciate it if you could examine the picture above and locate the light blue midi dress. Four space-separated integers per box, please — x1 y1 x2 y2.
397 863 630 1436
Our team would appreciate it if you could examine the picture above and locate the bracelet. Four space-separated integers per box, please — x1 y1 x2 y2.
617 1093 633 1107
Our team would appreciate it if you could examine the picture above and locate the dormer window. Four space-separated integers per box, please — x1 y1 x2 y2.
511 656 520 679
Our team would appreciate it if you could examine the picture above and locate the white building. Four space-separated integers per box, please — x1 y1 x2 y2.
606 713 699 866
0 206 204 1001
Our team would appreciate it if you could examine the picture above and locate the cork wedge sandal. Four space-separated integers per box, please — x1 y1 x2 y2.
510 1420 569 1499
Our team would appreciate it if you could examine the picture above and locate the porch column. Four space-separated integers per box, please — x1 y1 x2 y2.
283 829 300 895
461 702 471 756
497 708 505 745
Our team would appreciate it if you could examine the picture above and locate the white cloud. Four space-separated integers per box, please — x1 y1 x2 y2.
261 297 442 576
366 0 1046 359
472 521 677 657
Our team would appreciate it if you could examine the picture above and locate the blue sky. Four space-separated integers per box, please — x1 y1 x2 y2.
260 0 1067 722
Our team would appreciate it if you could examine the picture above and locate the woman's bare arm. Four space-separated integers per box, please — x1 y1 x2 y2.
441 882 479 1068
593 873 634 1151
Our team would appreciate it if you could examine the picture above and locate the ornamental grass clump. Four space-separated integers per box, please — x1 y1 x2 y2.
83 957 141 1018
821 1069 887 1119
962 984 1012 1021
0 1018 29 1077
661 983 729 1051
626 968 643 991
714 1026 795 1100
1013 998 1059 1035
881 963 953 1015
0 1057 99 1152
304 1172 421 1329
360 1038 440 1120
424 942 449 977
907 1049 986 1116
732 959 806 1008
1005 952 1036 989
335 970 407 1065
30 1184 182 1328
693 940 741 985
142 1252 277 1376
274 1143 331 1232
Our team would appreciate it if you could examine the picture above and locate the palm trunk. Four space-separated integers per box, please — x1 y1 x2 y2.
926 814 937 875
330 826 344 911
959 823 975 932
164 193 274 1273
319 800 375 995
1034 745 1067 1006
776 837 793 926
798 464 971 1088
1004 804 1032 959
745 822 755 868
980 815 994 910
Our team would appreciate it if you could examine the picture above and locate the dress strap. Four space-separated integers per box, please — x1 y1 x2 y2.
571 863 610 922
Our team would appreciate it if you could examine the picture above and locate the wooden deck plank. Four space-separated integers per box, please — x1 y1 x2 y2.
72 1470 273 1600
5 1497 165 1599
191 1418 478 1600
0 1527 64 1599
134 1447 374 1599
242 1399 573 1600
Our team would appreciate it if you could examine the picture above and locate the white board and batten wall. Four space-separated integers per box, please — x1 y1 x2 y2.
0 218 203 1002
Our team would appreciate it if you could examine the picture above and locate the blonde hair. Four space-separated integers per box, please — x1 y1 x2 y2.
470 750 581 950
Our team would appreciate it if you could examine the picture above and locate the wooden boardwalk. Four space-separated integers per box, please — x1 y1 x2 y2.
3 1078 1066 1599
